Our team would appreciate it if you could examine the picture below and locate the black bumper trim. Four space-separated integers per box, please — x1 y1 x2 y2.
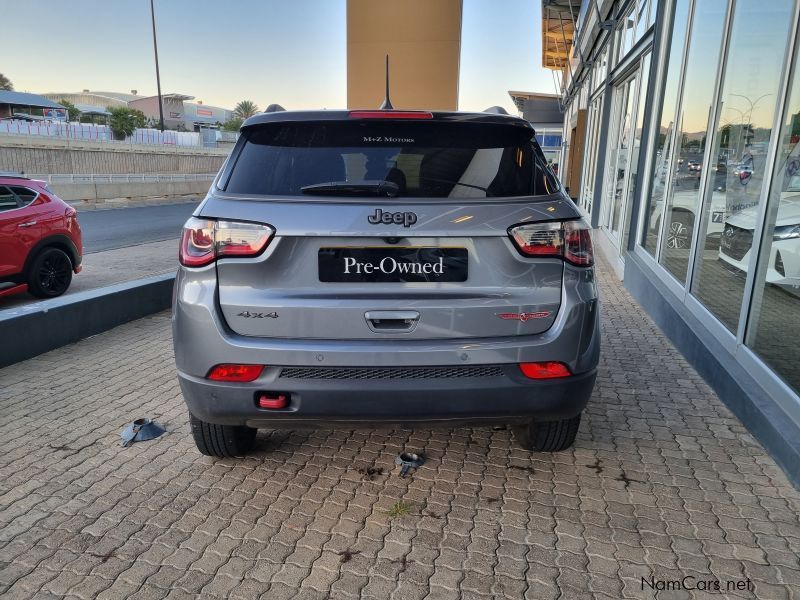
178 366 596 428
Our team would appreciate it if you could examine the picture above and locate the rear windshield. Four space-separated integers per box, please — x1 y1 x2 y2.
222 121 559 198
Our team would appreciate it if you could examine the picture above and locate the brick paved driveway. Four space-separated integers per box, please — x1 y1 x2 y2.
1 259 799 599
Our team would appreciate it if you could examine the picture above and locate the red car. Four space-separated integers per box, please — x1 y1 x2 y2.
0 174 82 299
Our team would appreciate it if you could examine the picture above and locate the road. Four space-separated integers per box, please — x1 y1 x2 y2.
0 200 200 310
79 199 200 253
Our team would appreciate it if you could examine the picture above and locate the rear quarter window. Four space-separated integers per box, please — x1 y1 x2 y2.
223 121 559 198
0 186 17 212
10 186 38 207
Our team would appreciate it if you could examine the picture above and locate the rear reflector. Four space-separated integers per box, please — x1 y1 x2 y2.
207 364 264 382
348 110 433 119
519 362 572 379
258 393 289 409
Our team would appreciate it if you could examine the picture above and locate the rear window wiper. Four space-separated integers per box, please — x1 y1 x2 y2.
301 180 399 197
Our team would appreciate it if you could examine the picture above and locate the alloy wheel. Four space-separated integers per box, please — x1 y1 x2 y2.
666 219 690 249
37 252 71 294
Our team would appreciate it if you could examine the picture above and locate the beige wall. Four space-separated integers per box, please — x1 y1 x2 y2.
347 0 462 111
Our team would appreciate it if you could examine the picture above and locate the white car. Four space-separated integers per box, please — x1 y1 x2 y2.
650 188 729 249
719 195 800 295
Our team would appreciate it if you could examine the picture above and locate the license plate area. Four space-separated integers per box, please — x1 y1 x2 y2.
318 247 468 283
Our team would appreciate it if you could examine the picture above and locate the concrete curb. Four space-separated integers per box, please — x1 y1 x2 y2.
0 273 175 369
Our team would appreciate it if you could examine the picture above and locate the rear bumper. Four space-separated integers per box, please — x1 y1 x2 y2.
172 262 600 427
178 366 596 427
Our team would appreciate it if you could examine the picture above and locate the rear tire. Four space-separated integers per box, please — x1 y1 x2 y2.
189 413 257 457
27 247 73 298
512 414 581 452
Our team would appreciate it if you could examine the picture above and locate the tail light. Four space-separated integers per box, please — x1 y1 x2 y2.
519 362 572 379
509 220 593 266
207 364 264 382
180 217 274 267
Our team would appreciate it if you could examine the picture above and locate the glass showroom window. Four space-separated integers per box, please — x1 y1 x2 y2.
580 94 604 216
592 43 609 93
602 77 634 241
641 0 690 255
634 0 656 41
690 0 794 333
620 53 651 251
657 0 727 283
616 0 656 66
745 24 800 397
602 59 650 250
615 6 636 66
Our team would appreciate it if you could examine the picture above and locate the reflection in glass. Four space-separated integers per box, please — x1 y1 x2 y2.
593 45 608 92
621 54 651 251
658 0 726 282
634 0 654 41
747 32 800 395
604 78 634 238
641 0 690 255
690 0 793 332
580 96 604 216
616 8 636 64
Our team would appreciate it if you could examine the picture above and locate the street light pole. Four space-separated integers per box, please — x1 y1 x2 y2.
726 106 748 160
150 0 165 132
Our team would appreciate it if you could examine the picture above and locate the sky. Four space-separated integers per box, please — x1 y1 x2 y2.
1 0 556 114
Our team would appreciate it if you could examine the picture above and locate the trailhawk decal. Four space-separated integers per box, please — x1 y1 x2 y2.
496 311 552 322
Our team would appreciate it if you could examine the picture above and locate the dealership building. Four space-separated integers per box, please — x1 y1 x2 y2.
42 90 232 130
544 0 800 481
509 91 564 166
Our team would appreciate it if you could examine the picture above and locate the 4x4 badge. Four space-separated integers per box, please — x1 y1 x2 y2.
237 311 278 319
368 208 417 227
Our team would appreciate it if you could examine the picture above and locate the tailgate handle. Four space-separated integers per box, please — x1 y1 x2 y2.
365 310 419 332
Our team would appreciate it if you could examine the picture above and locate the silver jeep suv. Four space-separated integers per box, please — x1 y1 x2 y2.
173 108 599 457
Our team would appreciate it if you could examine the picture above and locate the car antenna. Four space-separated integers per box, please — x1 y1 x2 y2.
380 54 393 110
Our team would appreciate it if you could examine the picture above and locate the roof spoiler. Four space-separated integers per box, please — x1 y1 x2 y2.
264 104 286 113
482 106 509 115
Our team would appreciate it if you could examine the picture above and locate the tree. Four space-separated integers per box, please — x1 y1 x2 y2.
59 99 81 122
108 106 147 140
222 116 243 132
0 73 12 91
233 100 258 120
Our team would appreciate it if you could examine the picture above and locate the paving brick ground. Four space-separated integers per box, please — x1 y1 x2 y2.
1 257 799 599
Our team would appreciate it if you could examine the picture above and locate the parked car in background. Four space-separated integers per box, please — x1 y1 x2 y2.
172 108 600 458
734 163 755 181
0 174 82 299
720 195 800 296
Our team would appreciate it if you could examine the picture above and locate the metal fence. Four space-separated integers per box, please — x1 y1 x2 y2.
29 173 217 184
0 119 238 149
